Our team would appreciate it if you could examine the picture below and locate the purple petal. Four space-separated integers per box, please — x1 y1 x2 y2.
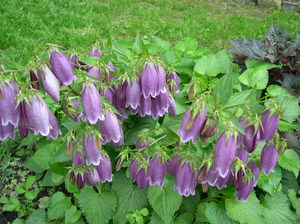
76 174 85 189
244 125 262 153
84 168 101 186
126 79 140 110
213 133 237 178
260 144 278 175
136 137 150 148
140 63 158 98
89 48 101 58
50 50 77 86
72 151 85 166
0 121 15 141
148 156 166 187
130 159 139 181
167 95 176 116
261 110 278 143
96 155 113 182
174 162 196 197
30 70 40 90
82 84 104 124
18 101 28 138
136 168 149 189
87 67 101 79
83 133 102 166
156 65 167 95
167 72 179 93
47 109 61 140
167 156 180 176
39 64 60 103
100 110 123 144
140 95 152 117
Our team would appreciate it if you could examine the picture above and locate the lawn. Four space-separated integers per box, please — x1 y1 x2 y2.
0 0 299 68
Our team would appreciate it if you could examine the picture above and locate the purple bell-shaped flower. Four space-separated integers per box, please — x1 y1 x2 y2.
69 54 79 70
136 137 150 149
76 174 85 189
140 63 158 98
200 118 217 142
0 82 20 126
39 64 60 103
213 133 237 178
50 49 77 86
0 121 15 141
139 95 151 117
167 95 176 116
82 84 104 124
167 72 179 95
72 151 85 166
18 102 28 138
244 125 262 153
47 109 62 140
155 65 167 96
84 168 101 186
129 159 139 182
87 67 101 79
174 162 197 197
126 79 140 110
103 88 114 103
89 48 101 58
236 162 260 201
30 70 40 90
24 96 51 136
177 103 206 144
113 81 128 120
167 156 180 176
148 156 167 187
260 144 278 175
96 154 113 183
83 133 102 166
100 110 124 145
136 167 149 189
261 110 278 143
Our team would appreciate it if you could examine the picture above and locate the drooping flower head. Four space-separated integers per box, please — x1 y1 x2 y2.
30 70 40 90
212 132 237 178
260 144 278 175
0 121 15 141
148 156 167 187
177 101 206 144
96 154 113 183
100 110 124 145
261 110 278 143
126 79 140 110
167 72 179 95
140 63 158 98
47 109 62 140
0 81 20 126
136 136 150 149
50 49 77 86
89 48 102 58
83 133 102 166
243 124 262 153
200 118 217 142
39 64 60 103
82 83 104 124
174 161 197 197
167 155 181 176
84 168 101 186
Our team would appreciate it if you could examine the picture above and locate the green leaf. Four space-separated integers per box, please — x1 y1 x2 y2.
25 176 36 190
281 170 299 195
25 192 37 200
173 212 194 224
267 85 289 97
10 195 20 205
175 37 198 52
80 56 99 65
41 170 64 186
239 67 269 90
12 218 24 224
274 95 300 123
48 192 71 220
245 60 277 69
25 209 47 224
223 90 252 108
230 118 246 135
79 188 117 224
262 192 300 224
194 54 220 77
148 177 182 224
215 49 232 74
112 173 148 224
65 205 81 224
3 203 17 211
206 202 237 224
196 202 209 223
278 120 300 132
213 73 233 107
49 162 68 177
278 149 300 178
179 192 200 216
32 142 56 169
15 185 26 194
153 36 172 52
24 157 45 173
225 192 264 224
288 189 300 216
257 166 282 194
0 196 10 204
133 34 143 55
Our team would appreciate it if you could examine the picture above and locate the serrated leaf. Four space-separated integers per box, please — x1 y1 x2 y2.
3 203 17 211
26 209 47 224
112 173 148 224
257 166 282 194
65 205 81 224
274 95 300 123
25 192 36 200
194 54 220 77
223 90 252 108
41 170 63 186
281 170 299 195
25 176 36 190
10 195 20 205
206 202 237 224
225 192 264 224
24 157 45 173
16 186 26 194
153 36 172 52
0 196 10 204
278 149 300 178
196 202 209 223
238 67 269 90
80 187 117 224
213 73 233 107
230 118 246 135
48 192 71 220
215 50 232 74
32 143 56 169
179 192 200 216
148 177 182 224
278 120 300 132
288 189 300 216
175 38 198 52
262 192 300 224
267 85 289 97
80 56 99 65
173 212 194 224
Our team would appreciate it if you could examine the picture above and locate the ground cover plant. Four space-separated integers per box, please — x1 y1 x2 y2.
1 1 300 224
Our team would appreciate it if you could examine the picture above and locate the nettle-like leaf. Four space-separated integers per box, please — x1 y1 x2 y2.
273 95 300 123
288 189 300 216
148 176 182 224
79 187 117 224
225 192 264 224
205 202 237 224
278 149 300 178
112 173 148 224
175 37 198 52
262 192 300 224
213 73 233 107
281 170 299 195
257 166 282 194
47 192 71 221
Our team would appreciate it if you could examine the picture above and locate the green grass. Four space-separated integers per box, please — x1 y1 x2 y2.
0 0 299 68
